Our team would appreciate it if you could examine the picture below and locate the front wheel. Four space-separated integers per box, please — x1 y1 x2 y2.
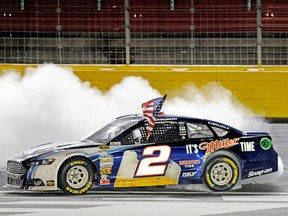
203 156 239 192
58 157 94 195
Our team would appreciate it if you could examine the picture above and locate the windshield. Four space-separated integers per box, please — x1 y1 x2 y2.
84 118 140 143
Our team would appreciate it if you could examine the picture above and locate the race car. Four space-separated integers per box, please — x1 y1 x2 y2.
6 114 283 194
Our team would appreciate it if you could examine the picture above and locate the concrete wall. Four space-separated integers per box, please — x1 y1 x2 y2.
1 64 288 118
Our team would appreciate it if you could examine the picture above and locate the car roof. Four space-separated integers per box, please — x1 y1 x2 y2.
116 114 243 133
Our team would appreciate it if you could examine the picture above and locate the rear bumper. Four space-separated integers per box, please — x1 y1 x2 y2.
240 156 284 185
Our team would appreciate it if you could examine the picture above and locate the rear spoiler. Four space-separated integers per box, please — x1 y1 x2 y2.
246 132 270 136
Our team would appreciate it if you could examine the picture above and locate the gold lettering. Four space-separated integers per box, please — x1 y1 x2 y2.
71 161 84 166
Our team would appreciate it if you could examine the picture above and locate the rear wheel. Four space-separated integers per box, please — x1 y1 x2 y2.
58 157 94 195
203 156 239 192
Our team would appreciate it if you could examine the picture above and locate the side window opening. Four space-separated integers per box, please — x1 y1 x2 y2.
211 126 229 137
121 126 146 145
121 122 181 145
186 123 213 139
144 122 180 144
132 127 142 144
121 132 135 145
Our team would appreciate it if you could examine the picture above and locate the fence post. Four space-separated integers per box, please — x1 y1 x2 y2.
124 0 131 65
256 0 262 66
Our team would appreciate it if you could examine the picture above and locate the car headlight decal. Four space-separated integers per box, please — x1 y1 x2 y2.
27 158 55 166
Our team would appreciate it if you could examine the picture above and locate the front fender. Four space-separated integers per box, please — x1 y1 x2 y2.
27 149 96 191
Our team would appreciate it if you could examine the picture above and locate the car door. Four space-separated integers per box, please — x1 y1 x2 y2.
164 120 220 185
108 121 184 188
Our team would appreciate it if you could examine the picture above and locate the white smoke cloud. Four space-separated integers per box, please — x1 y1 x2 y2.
0 64 267 167
164 83 265 130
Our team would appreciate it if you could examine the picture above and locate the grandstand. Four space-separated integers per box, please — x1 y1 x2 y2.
0 0 287 65
1 0 288 118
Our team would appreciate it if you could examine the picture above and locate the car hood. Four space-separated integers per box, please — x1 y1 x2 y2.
9 140 100 162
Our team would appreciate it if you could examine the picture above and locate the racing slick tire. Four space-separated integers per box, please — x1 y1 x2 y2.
58 157 94 195
203 156 239 192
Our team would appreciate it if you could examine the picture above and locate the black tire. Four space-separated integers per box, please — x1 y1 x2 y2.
203 156 239 192
58 157 94 195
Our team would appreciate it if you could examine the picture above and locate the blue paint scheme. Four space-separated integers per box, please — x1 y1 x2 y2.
8 114 280 191
87 115 278 188
27 166 35 179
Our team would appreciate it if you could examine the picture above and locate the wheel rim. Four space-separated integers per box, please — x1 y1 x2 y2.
66 165 89 189
210 162 233 186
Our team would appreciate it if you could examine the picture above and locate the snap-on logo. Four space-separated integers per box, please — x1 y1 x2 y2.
248 168 273 177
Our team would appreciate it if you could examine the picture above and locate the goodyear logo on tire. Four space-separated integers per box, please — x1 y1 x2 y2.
70 161 85 166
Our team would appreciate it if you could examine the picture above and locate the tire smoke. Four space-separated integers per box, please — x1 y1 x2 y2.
0 64 267 167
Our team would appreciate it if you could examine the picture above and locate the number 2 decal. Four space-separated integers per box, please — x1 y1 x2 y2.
135 145 171 177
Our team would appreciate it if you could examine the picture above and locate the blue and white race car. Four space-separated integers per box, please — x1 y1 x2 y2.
7 114 283 194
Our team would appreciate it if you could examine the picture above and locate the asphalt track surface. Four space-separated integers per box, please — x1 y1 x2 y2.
0 123 287 216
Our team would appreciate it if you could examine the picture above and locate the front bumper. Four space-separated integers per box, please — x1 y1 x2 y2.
6 172 26 189
6 160 58 191
6 160 27 189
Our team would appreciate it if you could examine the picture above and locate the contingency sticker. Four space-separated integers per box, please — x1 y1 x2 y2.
99 155 114 185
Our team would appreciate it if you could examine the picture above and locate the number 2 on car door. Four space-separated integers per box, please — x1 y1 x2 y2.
135 145 171 177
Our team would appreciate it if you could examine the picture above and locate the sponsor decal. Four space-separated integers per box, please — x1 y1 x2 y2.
240 142 255 152
179 160 200 166
183 164 195 168
158 118 177 121
99 152 108 157
99 145 109 150
100 174 111 185
110 142 121 147
182 171 197 177
99 155 113 180
66 151 85 156
46 180 55 186
100 164 112 169
100 174 109 179
100 168 112 175
248 168 273 178
100 179 110 185
208 122 229 130
260 138 272 150
179 123 187 139
100 155 114 166
199 138 240 156
186 144 198 154
100 155 113 161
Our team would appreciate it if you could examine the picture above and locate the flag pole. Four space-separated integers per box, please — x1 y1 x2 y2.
146 134 150 141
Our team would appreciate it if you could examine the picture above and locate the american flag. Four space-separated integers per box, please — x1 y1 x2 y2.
141 95 167 137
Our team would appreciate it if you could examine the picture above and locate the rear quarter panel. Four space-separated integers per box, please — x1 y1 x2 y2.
227 135 278 180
